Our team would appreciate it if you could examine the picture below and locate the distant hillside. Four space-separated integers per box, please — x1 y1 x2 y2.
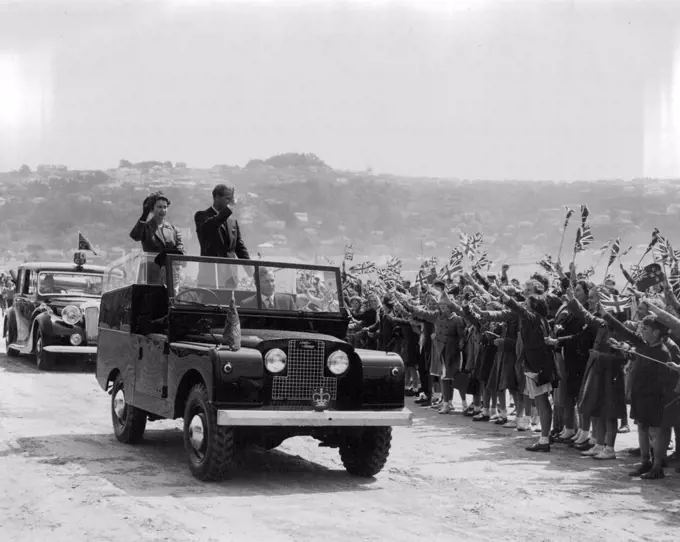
1 153 679 280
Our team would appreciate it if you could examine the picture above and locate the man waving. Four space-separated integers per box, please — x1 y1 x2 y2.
194 184 250 259
194 184 250 288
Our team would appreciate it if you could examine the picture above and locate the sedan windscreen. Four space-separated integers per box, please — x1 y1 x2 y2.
38 272 103 296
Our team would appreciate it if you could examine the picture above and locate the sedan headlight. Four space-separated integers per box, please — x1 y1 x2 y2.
264 348 287 373
327 350 349 375
61 305 83 325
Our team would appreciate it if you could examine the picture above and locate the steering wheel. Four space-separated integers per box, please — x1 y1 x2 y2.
175 287 221 305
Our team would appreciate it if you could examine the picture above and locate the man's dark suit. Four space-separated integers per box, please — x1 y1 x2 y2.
194 206 250 259
240 293 297 311
194 206 250 288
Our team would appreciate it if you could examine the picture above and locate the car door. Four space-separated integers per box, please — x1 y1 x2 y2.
13 269 31 343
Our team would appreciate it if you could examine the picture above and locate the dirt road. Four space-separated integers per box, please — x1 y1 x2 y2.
1 339 679 542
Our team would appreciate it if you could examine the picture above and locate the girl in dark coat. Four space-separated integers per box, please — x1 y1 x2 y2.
553 280 596 445
490 283 557 452
549 286 627 459
606 312 674 479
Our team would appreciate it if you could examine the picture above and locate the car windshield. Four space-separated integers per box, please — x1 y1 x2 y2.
169 258 342 314
38 272 103 296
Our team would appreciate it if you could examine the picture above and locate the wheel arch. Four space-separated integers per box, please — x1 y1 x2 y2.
3 308 16 338
173 369 208 419
106 368 121 393
30 312 53 353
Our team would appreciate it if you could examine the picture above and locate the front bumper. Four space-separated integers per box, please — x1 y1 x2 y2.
42 345 98 354
216 407 413 427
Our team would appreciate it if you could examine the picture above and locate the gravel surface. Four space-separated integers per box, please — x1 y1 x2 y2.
1 329 679 542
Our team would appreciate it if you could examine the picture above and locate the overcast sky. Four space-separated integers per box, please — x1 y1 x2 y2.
1 0 680 180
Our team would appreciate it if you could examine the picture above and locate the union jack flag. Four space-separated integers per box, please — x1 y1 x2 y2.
629 264 643 281
472 251 491 272
599 291 632 314
653 235 680 265
472 232 484 248
448 251 463 271
438 259 462 282
387 256 403 270
450 247 463 263
599 239 612 253
608 238 621 267
460 233 476 257
537 258 555 275
646 228 661 252
377 266 400 282
580 204 590 227
668 273 680 299
416 258 438 287
348 261 376 274
574 223 594 253
365 280 386 297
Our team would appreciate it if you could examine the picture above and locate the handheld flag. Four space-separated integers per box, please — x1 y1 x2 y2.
608 238 621 266
574 224 594 253
598 291 632 314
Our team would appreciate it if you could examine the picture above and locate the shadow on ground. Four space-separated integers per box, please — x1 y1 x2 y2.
0 349 95 374
7 429 377 498
405 397 680 530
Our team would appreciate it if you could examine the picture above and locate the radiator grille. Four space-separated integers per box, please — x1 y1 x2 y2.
83 306 100 343
271 340 337 401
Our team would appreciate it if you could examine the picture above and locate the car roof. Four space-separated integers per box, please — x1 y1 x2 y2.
18 262 106 273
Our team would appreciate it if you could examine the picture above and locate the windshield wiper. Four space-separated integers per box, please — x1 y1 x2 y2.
196 318 221 346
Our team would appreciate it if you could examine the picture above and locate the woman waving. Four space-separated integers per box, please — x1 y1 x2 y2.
130 191 185 254
130 191 185 283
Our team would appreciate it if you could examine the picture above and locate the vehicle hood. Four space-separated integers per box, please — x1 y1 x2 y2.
239 328 348 349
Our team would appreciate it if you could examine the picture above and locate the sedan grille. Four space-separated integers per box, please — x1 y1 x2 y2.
271 340 337 402
83 306 100 343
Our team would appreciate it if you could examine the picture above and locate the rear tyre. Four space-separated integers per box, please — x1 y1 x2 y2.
35 329 54 371
339 427 392 477
184 383 235 481
111 374 147 444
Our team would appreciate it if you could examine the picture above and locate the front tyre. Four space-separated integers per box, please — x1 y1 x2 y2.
339 427 392 477
111 374 147 444
35 329 54 371
184 383 235 481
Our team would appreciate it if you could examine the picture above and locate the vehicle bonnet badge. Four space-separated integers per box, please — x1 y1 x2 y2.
312 387 331 411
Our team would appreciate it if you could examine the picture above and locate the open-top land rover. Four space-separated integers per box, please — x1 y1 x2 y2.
96 251 412 481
